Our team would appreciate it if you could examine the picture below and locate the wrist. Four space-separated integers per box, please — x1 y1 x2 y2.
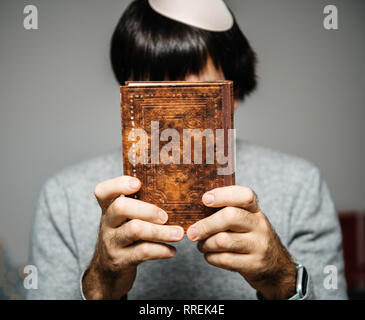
82 257 135 300
82 264 105 300
82 262 117 300
252 261 297 300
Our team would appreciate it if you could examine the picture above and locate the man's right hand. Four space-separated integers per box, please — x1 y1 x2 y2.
82 175 184 300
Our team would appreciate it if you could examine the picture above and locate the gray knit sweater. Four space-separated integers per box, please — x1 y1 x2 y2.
26 140 348 300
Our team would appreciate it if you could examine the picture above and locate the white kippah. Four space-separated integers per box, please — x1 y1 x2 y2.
148 0 234 32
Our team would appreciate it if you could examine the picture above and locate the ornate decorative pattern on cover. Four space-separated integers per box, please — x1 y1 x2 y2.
121 81 235 231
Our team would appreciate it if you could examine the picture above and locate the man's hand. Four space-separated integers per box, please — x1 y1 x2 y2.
82 176 184 300
186 186 297 300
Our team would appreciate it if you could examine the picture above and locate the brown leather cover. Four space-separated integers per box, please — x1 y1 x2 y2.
121 81 235 231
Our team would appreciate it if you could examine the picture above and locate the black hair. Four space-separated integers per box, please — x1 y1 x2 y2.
110 0 257 100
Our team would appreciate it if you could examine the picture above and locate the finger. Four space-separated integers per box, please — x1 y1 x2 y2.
204 252 251 272
197 232 255 254
122 241 176 267
94 176 141 210
202 186 260 213
114 219 184 247
187 206 258 241
105 196 168 228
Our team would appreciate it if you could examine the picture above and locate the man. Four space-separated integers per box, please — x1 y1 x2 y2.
27 0 347 300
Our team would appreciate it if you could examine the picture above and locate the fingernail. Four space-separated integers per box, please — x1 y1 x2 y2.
170 227 183 239
187 227 199 241
129 178 140 189
158 210 168 223
202 193 214 205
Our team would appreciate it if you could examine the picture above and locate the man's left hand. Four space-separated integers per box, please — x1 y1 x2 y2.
187 186 298 300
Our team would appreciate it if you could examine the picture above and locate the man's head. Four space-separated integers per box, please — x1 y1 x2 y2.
110 0 257 101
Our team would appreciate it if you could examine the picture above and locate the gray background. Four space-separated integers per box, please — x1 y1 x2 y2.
0 0 364 268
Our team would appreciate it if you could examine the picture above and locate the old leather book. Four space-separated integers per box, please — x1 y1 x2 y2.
121 81 235 231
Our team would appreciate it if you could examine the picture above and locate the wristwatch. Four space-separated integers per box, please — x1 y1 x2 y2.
288 263 308 300
256 263 308 300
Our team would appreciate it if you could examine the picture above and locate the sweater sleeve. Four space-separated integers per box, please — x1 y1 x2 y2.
26 176 83 300
287 166 348 299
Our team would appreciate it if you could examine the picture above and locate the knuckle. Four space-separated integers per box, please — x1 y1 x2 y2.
113 197 126 213
128 219 143 238
215 233 230 249
140 243 149 257
109 258 121 271
239 208 247 219
113 228 129 247
138 243 151 259
246 188 255 203
243 210 258 228
223 206 240 222
241 210 252 224
104 248 120 271
102 228 114 244
93 183 103 199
